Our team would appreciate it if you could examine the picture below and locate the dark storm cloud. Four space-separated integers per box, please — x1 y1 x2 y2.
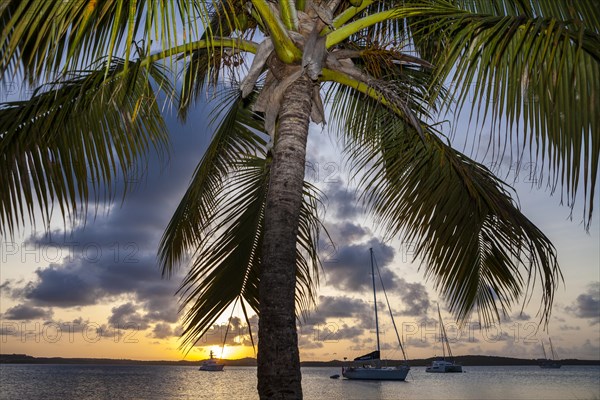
321 222 370 255
5 106 215 326
311 295 371 323
21 251 181 316
25 264 101 307
108 303 150 330
151 322 174 339
329 324 364 340
3 304 53 320
298 296 371 344
323 239 397 292
397 279 430 317
323 180 363 220
0 279 11 294
567 282 600 325
336 222 369 241
143 296 180 323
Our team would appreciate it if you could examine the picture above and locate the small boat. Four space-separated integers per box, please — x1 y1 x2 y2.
426 359 463 373
426 304 463 373
341 249 410 381
199 350 225 371
538 339 562 369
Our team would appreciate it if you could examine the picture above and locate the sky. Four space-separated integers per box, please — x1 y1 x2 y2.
0 79 599 363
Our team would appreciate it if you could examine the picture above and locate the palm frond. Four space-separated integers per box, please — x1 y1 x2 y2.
176 155 268 350
175 156 325 350
178 0 254 120
0 0 204 82
159 87 266 274
405 0 600 228
159 88 325 349
0 57 170 237
329 88 561 327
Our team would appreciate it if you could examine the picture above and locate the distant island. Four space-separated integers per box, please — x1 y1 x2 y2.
1 353 598 366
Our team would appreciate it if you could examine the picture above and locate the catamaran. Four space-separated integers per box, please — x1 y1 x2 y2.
425 304 462 373
341 248 410 381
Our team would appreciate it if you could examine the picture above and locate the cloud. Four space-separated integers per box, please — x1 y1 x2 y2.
558 324 581 331
325 222 370 246
7 243 183 328
0 280 12 295
404 336 432 349
3 106 213 328
329 324 365 341
301 296 370 343
3 304 53 320
298 334 325 350
24 264 102 307
151 323 174 339
194 317 256 347
397 279 430 316
512 312 532 321
322 180 363 220
322 239 397 292
567 282 600 325
309 295 371 324
20 252 181 316
108 302 150 330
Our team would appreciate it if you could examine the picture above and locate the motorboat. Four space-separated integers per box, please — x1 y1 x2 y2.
199 350 225 371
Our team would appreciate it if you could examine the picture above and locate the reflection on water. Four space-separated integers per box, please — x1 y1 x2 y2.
1 364 599 399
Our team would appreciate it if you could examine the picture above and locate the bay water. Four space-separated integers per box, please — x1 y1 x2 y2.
1 364 598 399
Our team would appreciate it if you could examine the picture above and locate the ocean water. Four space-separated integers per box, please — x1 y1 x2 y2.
1 364 598 400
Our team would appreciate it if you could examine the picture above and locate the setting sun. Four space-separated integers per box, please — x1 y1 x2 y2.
203 345 254 360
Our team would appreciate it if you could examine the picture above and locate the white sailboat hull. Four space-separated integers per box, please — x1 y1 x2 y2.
342 366 410 381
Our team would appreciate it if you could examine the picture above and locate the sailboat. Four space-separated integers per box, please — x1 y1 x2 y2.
538 339 562 369
425 304 462 373
341 248 410 381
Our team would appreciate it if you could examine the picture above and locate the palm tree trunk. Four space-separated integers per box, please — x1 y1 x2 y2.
257 73 313 399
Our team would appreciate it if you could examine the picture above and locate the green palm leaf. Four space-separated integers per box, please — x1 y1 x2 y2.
404 0 600 228
177 0 254 120
176 154 268 350
0 57 170 236
0 0 203 82
330 88 560 327
159 87 267 273
159 88 325 349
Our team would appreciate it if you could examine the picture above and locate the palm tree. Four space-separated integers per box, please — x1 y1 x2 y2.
1 0 598 398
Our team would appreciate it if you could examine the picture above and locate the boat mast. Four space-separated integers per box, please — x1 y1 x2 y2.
370 248 381 354
549 338 557 360
437 304 447 359
374 254 408 361
542 342 548 359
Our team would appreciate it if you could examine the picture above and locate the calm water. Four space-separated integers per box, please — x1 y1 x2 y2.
1 364 599 399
